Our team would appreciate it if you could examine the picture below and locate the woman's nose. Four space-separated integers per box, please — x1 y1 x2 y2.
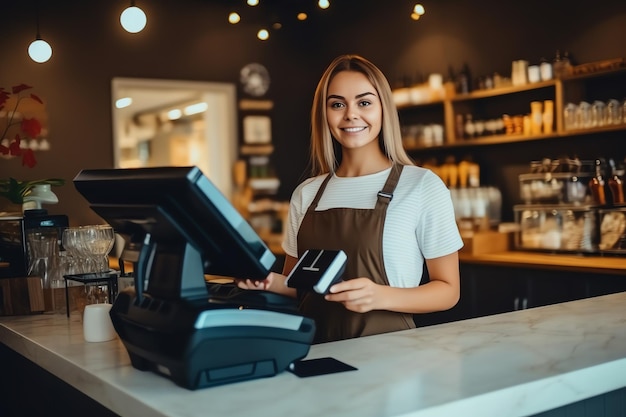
344 106 358 120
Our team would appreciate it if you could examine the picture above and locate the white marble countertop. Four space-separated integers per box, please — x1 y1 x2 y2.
2 292 626 417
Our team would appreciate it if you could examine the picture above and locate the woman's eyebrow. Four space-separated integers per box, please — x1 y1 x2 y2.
326 91 376 101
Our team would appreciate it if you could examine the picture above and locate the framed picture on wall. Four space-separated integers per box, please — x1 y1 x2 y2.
243 115 272 144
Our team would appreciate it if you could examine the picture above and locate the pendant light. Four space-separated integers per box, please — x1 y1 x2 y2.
120 0 147 33
28 3 52 63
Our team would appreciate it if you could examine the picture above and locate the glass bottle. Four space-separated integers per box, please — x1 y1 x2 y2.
588 158 606 205
539 57 553 81
458 63 472 94
608 159 625 205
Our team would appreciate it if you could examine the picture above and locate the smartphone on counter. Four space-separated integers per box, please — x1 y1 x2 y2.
288 357 357 378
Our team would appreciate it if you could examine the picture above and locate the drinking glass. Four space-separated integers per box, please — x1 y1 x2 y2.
62 226 86 274
563 102 577 130
606 99 622 125
576 101 591 129
27 229 60 288
591 100 607 127
81 225 116 273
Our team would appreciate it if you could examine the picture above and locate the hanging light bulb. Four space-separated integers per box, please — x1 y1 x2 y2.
120 1 147 33
28 39 52 63
28 6 52 63
318 0 330 9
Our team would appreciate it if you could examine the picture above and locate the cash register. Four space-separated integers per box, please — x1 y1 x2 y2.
73 166 315 390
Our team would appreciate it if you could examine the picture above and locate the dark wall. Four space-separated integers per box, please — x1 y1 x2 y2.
1 0 625 225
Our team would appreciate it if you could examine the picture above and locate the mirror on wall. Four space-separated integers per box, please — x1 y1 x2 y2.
111 77 238 198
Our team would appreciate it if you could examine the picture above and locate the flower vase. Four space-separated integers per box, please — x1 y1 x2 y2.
22 184 59 211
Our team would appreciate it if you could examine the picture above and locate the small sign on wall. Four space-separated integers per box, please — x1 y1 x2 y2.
243 115 272 144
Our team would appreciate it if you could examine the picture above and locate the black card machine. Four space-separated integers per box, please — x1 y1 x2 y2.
73 166 316 389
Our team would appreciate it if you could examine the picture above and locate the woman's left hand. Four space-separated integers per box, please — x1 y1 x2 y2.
324 278 382 313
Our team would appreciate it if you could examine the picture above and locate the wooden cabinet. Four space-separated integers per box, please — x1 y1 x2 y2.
397 67 626 152
415 262 626 328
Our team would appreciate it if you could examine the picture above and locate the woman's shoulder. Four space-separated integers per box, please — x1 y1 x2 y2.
291 173 329 197
400 164 440 182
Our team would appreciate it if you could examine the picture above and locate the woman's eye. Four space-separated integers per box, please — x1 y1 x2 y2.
330 102 345 109
359 100 372 107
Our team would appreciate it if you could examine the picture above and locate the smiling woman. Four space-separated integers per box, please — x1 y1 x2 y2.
111 78 238 198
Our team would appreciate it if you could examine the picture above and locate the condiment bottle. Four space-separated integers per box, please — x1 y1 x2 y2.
589 158 606 205
608 159 625 205
467 161 480 188
458 63 472 94
458 159 470 188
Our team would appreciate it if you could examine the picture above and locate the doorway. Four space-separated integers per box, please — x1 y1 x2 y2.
111 77 238 198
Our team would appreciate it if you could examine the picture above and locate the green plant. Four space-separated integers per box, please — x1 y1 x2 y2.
0 178 65 204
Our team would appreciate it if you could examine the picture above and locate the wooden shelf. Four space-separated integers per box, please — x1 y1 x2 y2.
240 144 274 155
450 79 556 101
397 67 626 152
405 124 626 151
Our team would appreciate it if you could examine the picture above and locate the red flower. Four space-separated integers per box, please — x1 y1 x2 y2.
1 84 45 168
21 149 37 168
30 93 43 105
8 135 22 156
21 118 42 137
0 88 10 111
12 84 33 94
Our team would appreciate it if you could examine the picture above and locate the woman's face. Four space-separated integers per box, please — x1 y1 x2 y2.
325 70 382 152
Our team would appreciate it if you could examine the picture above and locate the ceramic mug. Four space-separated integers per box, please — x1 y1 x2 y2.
83 303 116 342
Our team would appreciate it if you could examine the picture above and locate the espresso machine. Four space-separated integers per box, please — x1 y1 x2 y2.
0 209 68 278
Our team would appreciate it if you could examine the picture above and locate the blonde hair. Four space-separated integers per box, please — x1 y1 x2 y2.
309 54 413 175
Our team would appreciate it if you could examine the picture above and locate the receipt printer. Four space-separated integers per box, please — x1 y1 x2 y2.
111 288 316 390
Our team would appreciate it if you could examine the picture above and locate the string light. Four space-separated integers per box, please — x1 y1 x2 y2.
229 12 241 24
411 3 425 20
318 0 330 9
257 29 269 41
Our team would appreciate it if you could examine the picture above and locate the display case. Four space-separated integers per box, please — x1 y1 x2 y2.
518 172 593 205
514 204 598 253
597 207 626 254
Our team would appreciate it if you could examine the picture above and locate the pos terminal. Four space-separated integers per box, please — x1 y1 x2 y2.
73 166 315 390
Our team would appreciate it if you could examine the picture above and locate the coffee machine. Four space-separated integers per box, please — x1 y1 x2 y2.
0 209 68 279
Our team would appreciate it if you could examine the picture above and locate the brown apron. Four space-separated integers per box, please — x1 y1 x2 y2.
297 163 415 343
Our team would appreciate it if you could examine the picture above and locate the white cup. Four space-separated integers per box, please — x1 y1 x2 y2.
527 65 540 83
83 303 116 342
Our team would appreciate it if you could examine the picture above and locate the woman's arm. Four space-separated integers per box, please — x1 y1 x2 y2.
325 252 460 314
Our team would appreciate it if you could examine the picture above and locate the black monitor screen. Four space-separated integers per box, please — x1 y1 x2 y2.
73 166 276 301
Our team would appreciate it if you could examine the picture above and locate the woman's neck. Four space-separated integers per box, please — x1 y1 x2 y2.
335 152 392 177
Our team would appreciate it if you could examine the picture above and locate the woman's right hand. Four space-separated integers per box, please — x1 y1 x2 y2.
235 272 297 298
235 276 273 291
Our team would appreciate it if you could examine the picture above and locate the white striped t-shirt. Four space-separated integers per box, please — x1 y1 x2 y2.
282 165 464 288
